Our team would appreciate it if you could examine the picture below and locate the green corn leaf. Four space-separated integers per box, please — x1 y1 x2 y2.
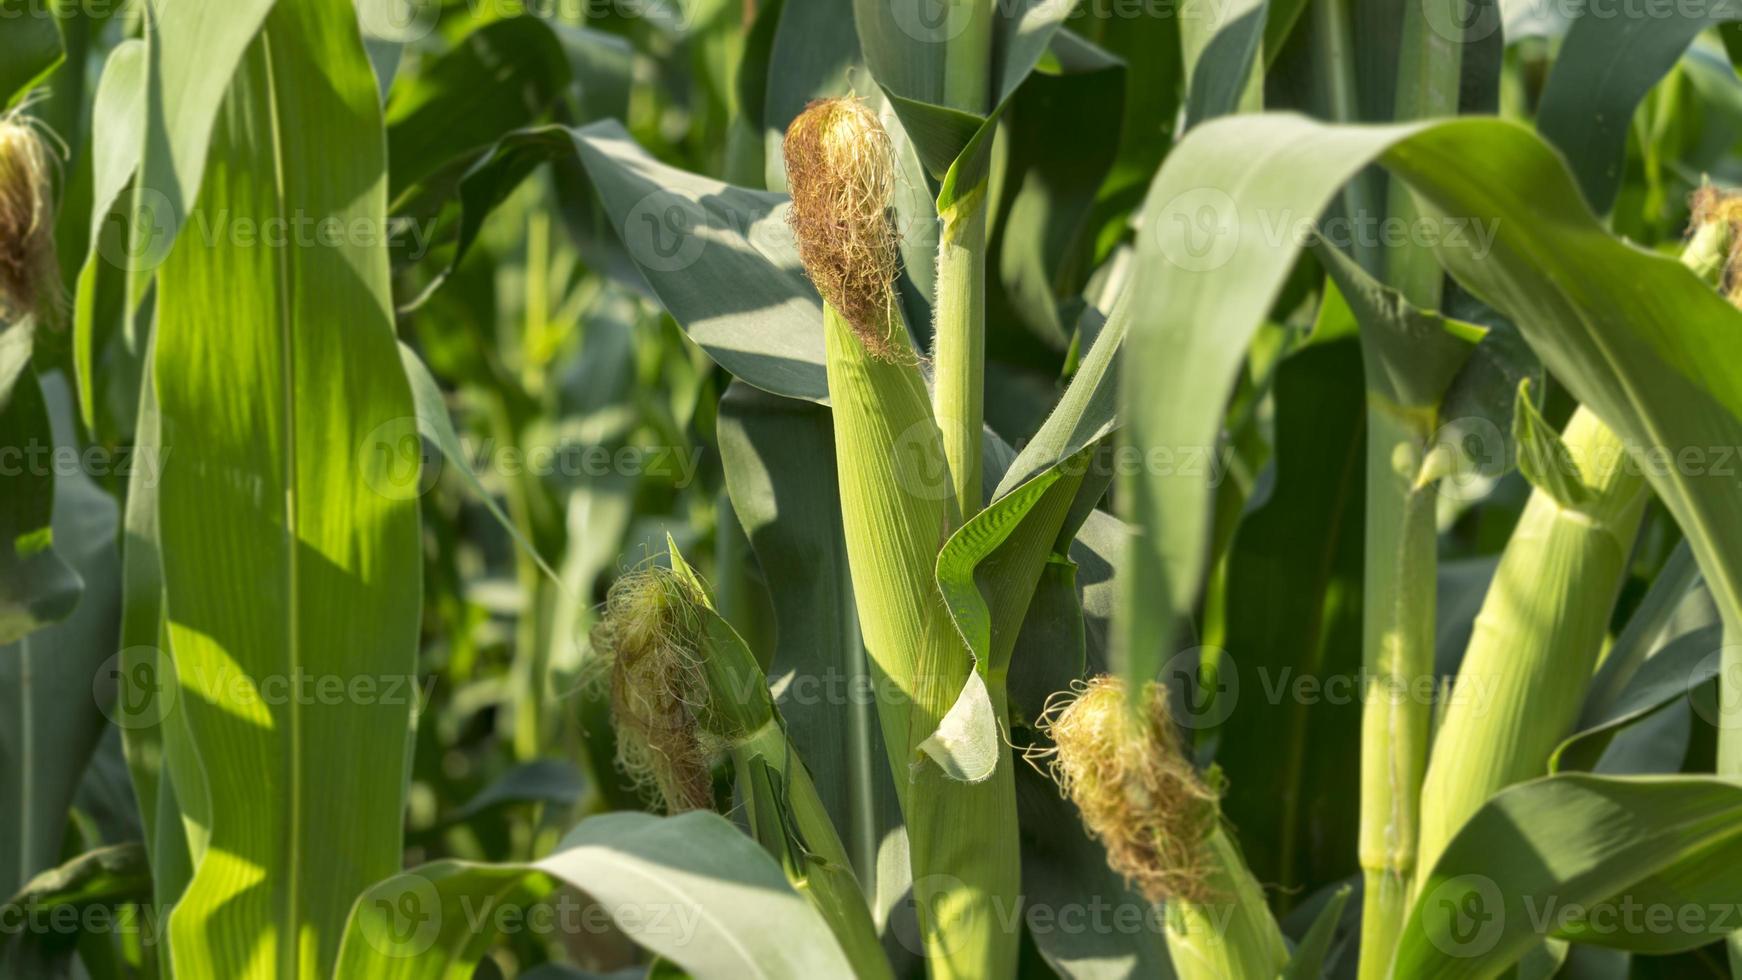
992 32 1125 351
71 39 145 433
137 0 274 289
335 811 854 979
1118 110 1742 717
1512 379 1591 509
1537 1 1742 213
1182 0 1266 125
1 377 121 896
1 842 150 978
147 1 423 975
850 0 1076 178
0 0 63 109
1397 774 1742 977
1214 323 1366 908
1281 884 1353 980
426 121 828 401
399 341 559 583
1552 625 1725 774
1583 542 1704 723
383 16 571 200
716 383 897 885
437 759 586 828
0 337 80 644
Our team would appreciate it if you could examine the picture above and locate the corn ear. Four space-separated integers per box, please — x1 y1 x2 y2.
1413 400 1646 888
823 301 1020 977
1164 826 1291 980
1041 676 1287 980
1413 210 1728 891
787 97 1020 977
664 544 892 977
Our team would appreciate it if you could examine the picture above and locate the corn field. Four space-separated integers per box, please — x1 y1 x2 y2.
8 0 1742 977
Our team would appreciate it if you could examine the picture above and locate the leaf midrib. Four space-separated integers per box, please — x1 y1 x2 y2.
258 29 305 980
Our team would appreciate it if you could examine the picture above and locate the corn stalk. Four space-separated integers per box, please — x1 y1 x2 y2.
1357 3 1469 972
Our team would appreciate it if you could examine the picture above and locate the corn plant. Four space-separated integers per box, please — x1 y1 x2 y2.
13 1 1742 979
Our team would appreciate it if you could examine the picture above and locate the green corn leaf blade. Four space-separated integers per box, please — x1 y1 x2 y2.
0 841 150 978
1397 774 1742 976
1584 542 1704 723
1512 379 1592 509
755 0 853 171
71 39 146 433
335 811 854 979
1214 330 1366 908
1073 5 1182 261
1181 0 1266 125
116 332 167 859
437 759 586 828
1536 1 1742 214
1118 111 1742 709
0 338 81 644
1 376 121 896
148 1 423 974
991 32 1125 352
399 341 559 583
1315 241 1482 410
1006 554 1086 720
716 383 897 887
383 16 571 201
428 121 828 401
1012 747 1175 979
114 335 199 963
0 0 63 108
386 20 633 295
136 0 274 299
1552 625 1725 774
1281 884 1353 980
6 841 151 909
850 0 1075 177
